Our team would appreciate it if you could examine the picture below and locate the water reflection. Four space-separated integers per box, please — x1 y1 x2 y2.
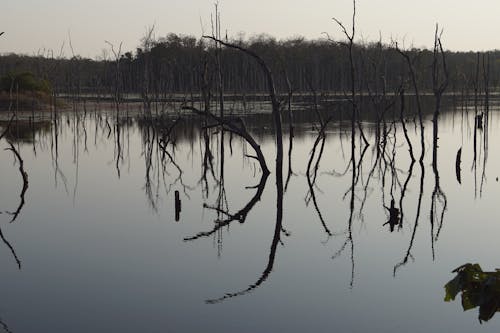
4 142 29 224
0 318 13 333
0 91 499 331
1 120 26 269
0 119 51 143
184 171 268 242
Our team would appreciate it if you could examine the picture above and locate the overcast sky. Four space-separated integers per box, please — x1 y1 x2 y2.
2 0 500 57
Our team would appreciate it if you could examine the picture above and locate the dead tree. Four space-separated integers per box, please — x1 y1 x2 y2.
283 69 295 191
201 35 284 180
305 118 334 236
186 32 287 302
183 106 269 175
394 42 425 162
105 40 124 177
140 25 155 114
331 0 369 147
430 25 449 258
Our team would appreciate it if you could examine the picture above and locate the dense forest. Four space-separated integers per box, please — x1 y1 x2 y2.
0 33 498 99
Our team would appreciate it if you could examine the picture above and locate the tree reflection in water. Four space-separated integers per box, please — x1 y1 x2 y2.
1 119 26 269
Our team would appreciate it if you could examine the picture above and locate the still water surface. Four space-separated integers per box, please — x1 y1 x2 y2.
0 98 499 332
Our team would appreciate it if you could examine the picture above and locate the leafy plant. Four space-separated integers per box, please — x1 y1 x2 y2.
444 263 500 323
0 71 52 94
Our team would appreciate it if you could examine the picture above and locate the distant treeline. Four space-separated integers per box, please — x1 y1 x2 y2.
0 33 497 98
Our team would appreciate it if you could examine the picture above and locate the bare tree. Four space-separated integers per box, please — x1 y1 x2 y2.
201 35 284 181
394 42 425 162
430 25 448 257
330 0 369 147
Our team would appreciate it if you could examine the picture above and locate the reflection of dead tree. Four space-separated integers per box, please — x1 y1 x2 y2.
204 169 281 304
471 53 480 198
394 42 425 162
184 171 268 241
430 25 449 257
0 227 21 269
399 88 415 162
394 106 426 275
191 32 286 303
181 105 270 251
198 128 216 197
142 121 159 211
480 53 490 196
211 5 227 253
205 186 282 304
0 316 14 333
398 156 415 231
283 69 295 191
305 118 336 236
361 48 405 227
157 118 192 195
140 117 192 211
340 149 356 288
5 142 29 223
105 40 124 178
393 155 425 276
0 122 23 267
198 52 216 197
397 87 416 229
331 122 366 288
395 27 447 271
199 35 283 178
205 109 285 304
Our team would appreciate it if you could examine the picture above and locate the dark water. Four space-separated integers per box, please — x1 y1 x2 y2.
1 97 500 332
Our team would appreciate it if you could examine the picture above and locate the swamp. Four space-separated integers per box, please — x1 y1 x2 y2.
2 1 500 332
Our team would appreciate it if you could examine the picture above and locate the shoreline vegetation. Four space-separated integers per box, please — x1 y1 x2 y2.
0 32 498 110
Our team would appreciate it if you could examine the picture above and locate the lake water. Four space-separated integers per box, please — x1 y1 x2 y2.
1 96 500 332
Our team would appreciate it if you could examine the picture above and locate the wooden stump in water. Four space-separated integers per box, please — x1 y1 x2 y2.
455 147 462 185
475 114 483 129
174 190 181 222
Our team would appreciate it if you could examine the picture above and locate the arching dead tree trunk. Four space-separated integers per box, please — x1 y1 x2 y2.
201 35 283 180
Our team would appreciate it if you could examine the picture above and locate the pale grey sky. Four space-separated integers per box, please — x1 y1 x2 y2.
1 0 500 57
